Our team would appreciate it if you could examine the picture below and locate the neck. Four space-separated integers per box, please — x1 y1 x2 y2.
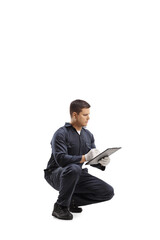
71 121 82 131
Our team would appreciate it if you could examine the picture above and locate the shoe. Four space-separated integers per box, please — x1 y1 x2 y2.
69 201 83 213
52 202 73 220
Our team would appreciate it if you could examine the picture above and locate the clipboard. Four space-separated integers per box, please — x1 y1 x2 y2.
85 147 121 165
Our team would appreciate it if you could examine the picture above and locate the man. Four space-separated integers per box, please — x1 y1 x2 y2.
44 99 114 220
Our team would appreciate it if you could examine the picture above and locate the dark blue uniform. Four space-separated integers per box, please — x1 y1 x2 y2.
44 123 114 207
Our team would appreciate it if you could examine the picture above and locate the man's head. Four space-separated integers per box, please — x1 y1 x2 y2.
70 99 91 127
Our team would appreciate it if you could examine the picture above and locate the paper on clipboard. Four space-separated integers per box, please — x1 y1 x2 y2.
85 147 121 165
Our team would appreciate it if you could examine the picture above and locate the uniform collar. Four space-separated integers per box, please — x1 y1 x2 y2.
65 122 86 130
65 122 72 127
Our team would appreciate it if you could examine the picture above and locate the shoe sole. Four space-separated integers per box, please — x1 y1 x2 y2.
52 211 73 220
69 209 82 213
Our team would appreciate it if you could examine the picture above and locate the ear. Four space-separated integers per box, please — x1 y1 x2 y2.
72 112 78 118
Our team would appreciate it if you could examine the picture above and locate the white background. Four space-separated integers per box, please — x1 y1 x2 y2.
0 0 160 239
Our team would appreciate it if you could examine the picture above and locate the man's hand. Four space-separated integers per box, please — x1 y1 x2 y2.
80 148 101 164
99 156 110 166
80 155 86 163
80 148 100 164
84 148 101 162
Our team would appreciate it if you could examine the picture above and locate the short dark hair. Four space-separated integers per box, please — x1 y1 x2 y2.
70 99 91 116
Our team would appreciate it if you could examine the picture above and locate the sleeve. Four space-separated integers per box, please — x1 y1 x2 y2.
90 133 106 171
91 134 96 148
51 130 82 168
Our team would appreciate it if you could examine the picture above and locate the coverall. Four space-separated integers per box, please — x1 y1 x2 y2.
44 123 114 207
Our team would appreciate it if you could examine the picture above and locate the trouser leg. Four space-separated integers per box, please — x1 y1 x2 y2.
44 164 82 207
71 168 114 206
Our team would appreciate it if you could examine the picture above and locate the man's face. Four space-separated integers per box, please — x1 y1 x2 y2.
74 108 90 127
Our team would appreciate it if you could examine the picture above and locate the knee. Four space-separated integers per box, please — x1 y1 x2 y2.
62 164 82 177
103 183 114 201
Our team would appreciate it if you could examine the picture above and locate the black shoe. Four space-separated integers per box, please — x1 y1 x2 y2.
69 201 83 213
52 202 73 220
